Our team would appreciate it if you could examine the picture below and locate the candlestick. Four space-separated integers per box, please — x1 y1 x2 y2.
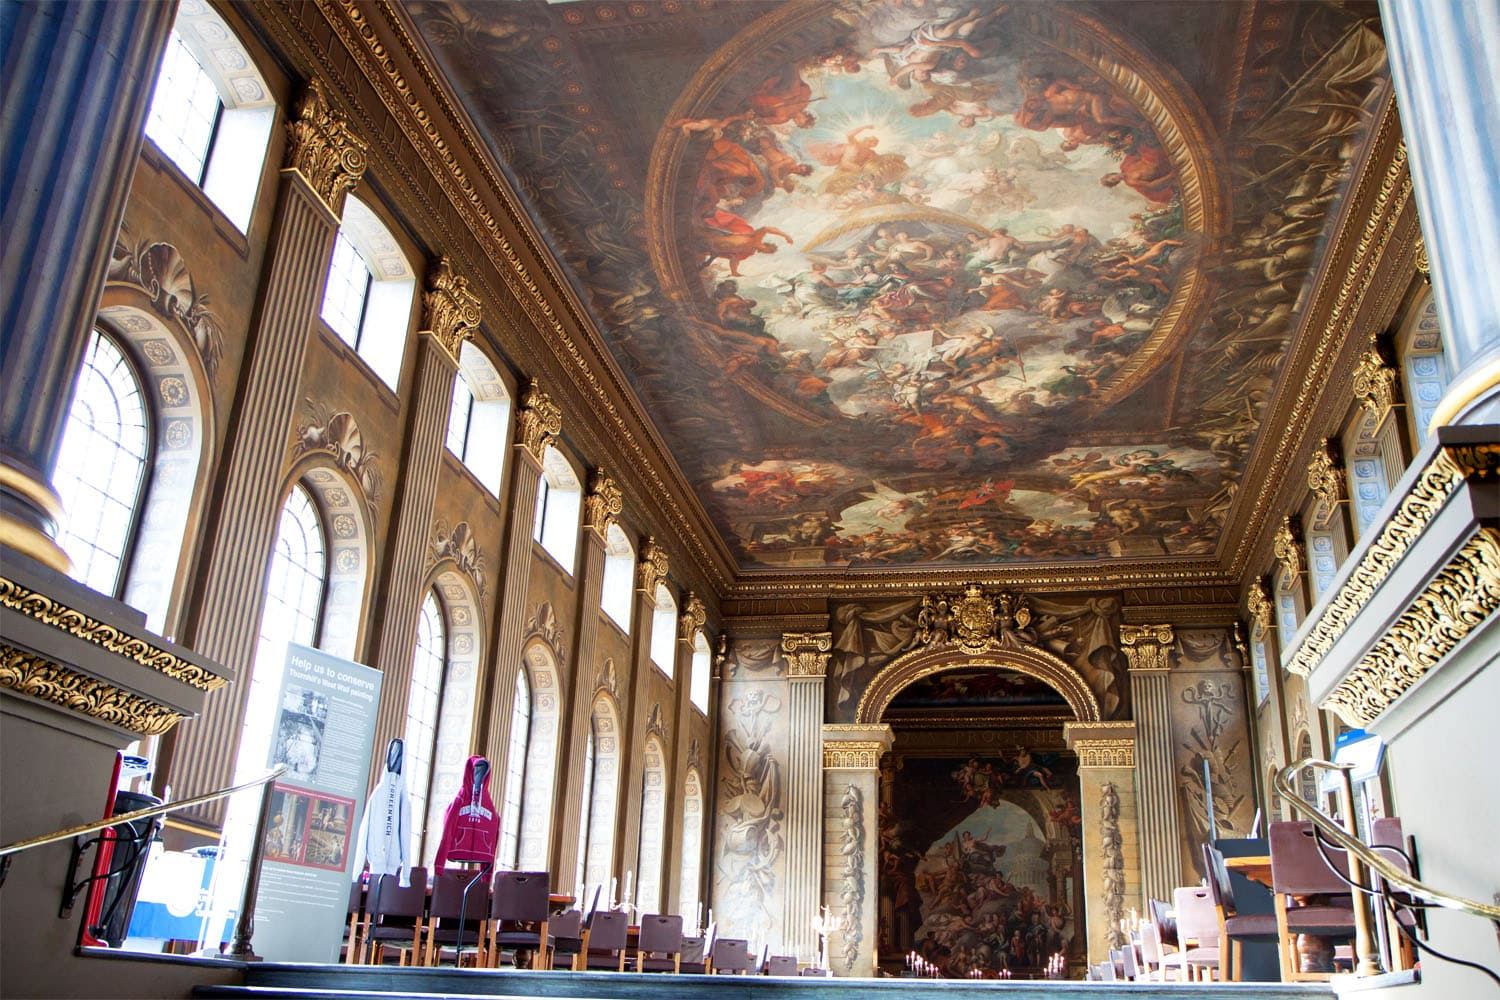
608 876 617 907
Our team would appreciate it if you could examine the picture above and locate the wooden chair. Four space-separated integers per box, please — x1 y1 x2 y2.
764 954 799 976
1204 842 1278 981
1167 885 1223 981
635 913 684 973
549 909 586 970
364 868 428 966
582 909 629 971
708 937 752 975
1136 919 1167 980
678 935 708 974
1268 820 1358 981
342 880 366 964
423 868 490 967
482 870 551 970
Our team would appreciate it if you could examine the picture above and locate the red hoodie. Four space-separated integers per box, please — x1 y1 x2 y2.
433 754 500 875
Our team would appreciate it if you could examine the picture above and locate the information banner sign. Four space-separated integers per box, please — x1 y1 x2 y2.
252 642 381 962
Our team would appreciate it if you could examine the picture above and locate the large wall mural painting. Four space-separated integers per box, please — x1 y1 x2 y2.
406 1 1386 572
879 749 1084 978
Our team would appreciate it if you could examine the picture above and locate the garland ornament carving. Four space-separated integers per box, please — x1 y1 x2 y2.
516 379 562 461
839 783 866 973
1306 439 1347 527
284 78 368 216
637 536 670 594
1273 515 1305 581
1324 527 1500 726
0 644 184 736
782 631 832 678
1119 624 1175 672
1246 578 1274 634
582 468 623 538
1101 782 1127 949
0 576 226 692
1352 345 1400 420
678 591 707 641
1288 442 1500 677
420 256 482 362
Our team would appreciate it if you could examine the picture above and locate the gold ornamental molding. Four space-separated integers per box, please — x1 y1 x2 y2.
1120 624 1175 673
515 379 562 462
1352 344 1401 421
284 78 369 217
637 536 671 595
1413 234 1429 283
1273 516 1305 581
1306 439 1347 529
0 576 227 692
1064 721 1137 768
420 255 482 363
583 467 623 539
1287 442 1500 677
679 592 707 641
781 631 832 678
1246 578 1274 634
823 741 888 770
1323 527 1500 726
0 643 184 737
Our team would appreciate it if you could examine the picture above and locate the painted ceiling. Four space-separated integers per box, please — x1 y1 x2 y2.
403 0 1389 573
887 666 1067 714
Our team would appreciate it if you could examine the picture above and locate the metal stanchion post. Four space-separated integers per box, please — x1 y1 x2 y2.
228 780 277 961
1335 765 1381 977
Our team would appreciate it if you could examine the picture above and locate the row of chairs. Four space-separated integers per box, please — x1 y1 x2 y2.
342 868 807 975
1088 819 1419 983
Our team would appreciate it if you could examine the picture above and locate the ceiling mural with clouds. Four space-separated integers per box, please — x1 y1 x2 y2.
403 0 1387 572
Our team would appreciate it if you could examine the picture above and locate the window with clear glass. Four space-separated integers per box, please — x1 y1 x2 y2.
321 232 371 347
678 768 704 924
532 446 581 573
444 342 510 496
600 523 634 631
144 15 273 233
650 584 677 678
403 591 446 861
582 698 619 888
56 331 149 598
499 669 531 869
690 632 711 714
319 196 414 392
635 738 666 914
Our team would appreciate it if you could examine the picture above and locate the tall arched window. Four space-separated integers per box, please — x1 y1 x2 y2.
650 585 678 678
445 341 511 496
1398 292 1448 446
55 330 149 598
678 768 705 922
533 446 581 573
689 631 711 714
581 695 620 888
600 523 635 631
574 723 595 891
320 195 415 392
499 668 531 869
144 6 274 232
636 736 667 914
403 591 446 861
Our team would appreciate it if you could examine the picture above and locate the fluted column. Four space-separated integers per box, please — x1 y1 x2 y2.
820 724 891 978
1380 0 1500 428
369 259 482 762
1121 624 1181 904
781 631 830 963
616 538 669 885
553 470 620 891
1065 721 1140 966
171 81 368 821
662 591 707 912
0 0 175 569
481 383 560 761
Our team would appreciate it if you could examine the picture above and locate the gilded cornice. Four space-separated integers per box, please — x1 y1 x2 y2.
0 576 227 692
1063 721 1137 768
516 379 561 462
1273 516 1305 581
0 643 184 737
679 592 707 641
1323 527 1499 726
637 536 670 595
1119 624 1175 672
420 255 482 363
1287 441 1499 677
823 741 888 770
781 631 832 678
582 467 622 539
284 78 368 216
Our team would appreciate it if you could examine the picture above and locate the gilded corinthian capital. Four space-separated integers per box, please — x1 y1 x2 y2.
637 536 670 594
1273 515 1305 580
1119 624 1174 672
583 468 622 538
421 257 482 362
517 380 562 461
284 79 368 215
1352 346 1400 419
679 592 707 641
781 631 832 677
1306 438 1346 527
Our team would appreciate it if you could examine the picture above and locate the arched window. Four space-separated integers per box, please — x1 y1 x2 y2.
445 341 511 496
144 6 274 232
499 668 531 869
55 330 149 598
532 446 581 573
320 195 416 392
1249 626 1271 706
403 591 446 861
1398 292 1448 446
689 631 711 714
678 767 705 922
579 695 620 888
635 737 667 914
600 523 634 631
1274 568 1303 665
650 585 678 678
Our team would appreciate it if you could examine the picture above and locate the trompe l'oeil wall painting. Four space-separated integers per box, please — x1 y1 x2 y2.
406 1 1386 570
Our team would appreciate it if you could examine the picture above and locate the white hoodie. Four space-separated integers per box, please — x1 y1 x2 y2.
352 739 412 886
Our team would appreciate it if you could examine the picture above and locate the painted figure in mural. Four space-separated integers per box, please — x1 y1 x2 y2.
717 689 786 945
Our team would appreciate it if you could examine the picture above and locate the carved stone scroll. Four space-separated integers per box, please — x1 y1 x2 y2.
420 256 482 362
284 78 368 215
637 536 670 594
582 468 622 538
516 379 562 461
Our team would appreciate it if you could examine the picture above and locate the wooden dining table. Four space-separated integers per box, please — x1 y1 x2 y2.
1224 853 1273 887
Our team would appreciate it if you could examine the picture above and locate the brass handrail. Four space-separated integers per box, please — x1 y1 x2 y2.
0 765 286 859
1274 757 1500 921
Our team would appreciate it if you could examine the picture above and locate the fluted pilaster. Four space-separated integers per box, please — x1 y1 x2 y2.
782 631 829 962
1121 623 1181 903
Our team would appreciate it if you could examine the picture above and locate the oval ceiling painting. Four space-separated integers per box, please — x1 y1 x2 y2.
649 2 1219 567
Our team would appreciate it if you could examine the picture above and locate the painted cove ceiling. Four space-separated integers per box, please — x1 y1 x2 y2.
401 0 1389 574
